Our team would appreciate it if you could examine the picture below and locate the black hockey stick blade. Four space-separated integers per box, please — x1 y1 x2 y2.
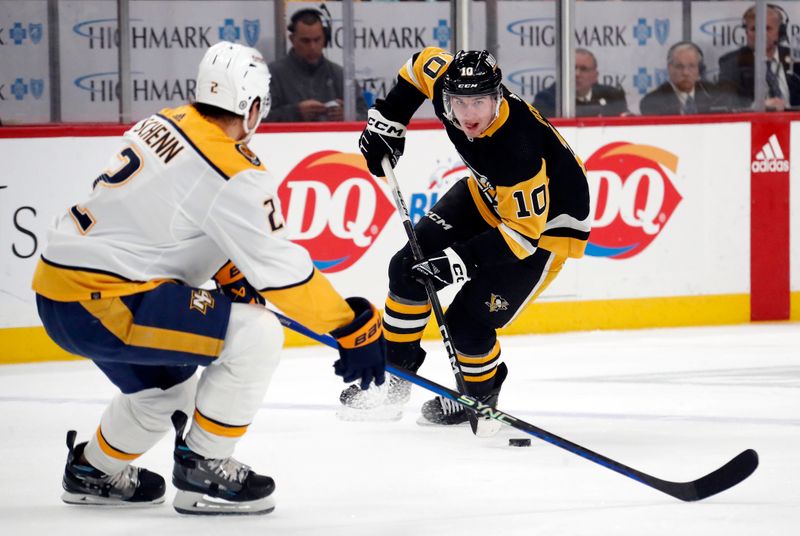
643 448 759 502
275 311 759 502
388 366 760 502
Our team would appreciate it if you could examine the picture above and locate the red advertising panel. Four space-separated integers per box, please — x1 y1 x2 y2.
750 118 790 320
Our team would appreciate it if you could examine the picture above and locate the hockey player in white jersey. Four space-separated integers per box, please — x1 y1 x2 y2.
32 41 385 516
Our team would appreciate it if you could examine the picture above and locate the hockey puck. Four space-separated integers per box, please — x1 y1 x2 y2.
509 438 531 447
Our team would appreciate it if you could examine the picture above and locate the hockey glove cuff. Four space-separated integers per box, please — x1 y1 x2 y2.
331 297 387 390
359 108 406 177
213 261 265 305
411 246 477 291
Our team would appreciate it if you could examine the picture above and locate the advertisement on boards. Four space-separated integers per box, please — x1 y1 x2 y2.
57 0 273 121
0 0 50 123
792 122 800 296
0 120 764 331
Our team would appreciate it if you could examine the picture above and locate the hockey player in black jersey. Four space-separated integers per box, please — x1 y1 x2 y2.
341 48 590 435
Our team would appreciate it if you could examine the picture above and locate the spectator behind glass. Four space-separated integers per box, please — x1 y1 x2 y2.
532 48 629 118
717 4 800 111
267 8 366 122
640 42 733 115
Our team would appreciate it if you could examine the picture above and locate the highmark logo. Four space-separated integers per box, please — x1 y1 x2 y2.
277 151 395 273
218 18 260 47
585 142 682 259
751 134 789 173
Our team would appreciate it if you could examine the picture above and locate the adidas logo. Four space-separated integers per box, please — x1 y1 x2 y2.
751 134 789 173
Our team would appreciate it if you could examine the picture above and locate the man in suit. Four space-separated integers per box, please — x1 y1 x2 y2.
718 4 800 111
640 42 731 115
533 48 628 118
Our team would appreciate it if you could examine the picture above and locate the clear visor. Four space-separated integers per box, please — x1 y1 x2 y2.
443 87 502 124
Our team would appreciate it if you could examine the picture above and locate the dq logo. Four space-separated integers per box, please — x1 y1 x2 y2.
277 151 394 272
584 142 682 259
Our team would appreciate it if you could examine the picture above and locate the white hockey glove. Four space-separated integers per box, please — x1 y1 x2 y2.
410 246 477 291
359 108 406 177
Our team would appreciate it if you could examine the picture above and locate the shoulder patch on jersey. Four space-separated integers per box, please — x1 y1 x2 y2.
236 143 262 166
158 105 266 180
400 47 453 100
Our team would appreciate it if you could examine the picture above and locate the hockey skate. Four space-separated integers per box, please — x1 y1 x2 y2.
337 373 411 421
337 345 425 421
61 430 165 506
171 411 275 516
418 392 502 438
418 364 507 438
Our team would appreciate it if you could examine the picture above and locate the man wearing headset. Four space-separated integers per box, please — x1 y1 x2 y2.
718 4 800 111
268 8 366 122
641 42 732 115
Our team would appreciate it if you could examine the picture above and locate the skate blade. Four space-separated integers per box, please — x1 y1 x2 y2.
336 404 403 422
415 415 501 437
415 415 469 427
473 419 502 438
173 490 275 516
61 491 165 507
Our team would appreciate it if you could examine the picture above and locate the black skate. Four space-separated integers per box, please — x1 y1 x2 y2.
171 411 275 516
61 430 165 506
418 392 502 437
419 363 508 437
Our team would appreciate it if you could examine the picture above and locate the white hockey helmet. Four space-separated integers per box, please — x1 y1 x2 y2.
196 41 271 140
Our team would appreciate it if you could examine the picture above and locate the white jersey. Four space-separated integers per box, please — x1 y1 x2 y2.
33 104 353 334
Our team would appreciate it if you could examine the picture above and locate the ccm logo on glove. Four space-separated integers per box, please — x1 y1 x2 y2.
367 114 406 137
411 247 474 291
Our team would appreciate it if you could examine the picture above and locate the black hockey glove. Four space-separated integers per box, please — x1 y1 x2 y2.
410 246 477 292
359 108 406 177
330 297 386 390
213 261 265 305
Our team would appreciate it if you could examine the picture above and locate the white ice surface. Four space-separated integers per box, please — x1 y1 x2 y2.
1 323 798 535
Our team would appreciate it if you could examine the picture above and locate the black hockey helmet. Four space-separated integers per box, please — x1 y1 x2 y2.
442 50 503 97
442 50 504 129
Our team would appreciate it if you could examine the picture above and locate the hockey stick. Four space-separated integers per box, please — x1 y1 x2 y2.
379 156 479 433
274 310 759 502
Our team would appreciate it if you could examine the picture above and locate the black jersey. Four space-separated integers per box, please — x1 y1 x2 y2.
378 47 591 268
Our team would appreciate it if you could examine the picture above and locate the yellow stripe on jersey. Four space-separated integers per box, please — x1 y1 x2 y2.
478 98 510 138
31 257 173 302
96 427 141 461
80 297 224 357
538 235 588 259
526 255 566 307
158 105 266 179
193 409 249 438
498 225 537 259
494 159 549 258
261 268 354 335
399 47 453 100
466 177 501 228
